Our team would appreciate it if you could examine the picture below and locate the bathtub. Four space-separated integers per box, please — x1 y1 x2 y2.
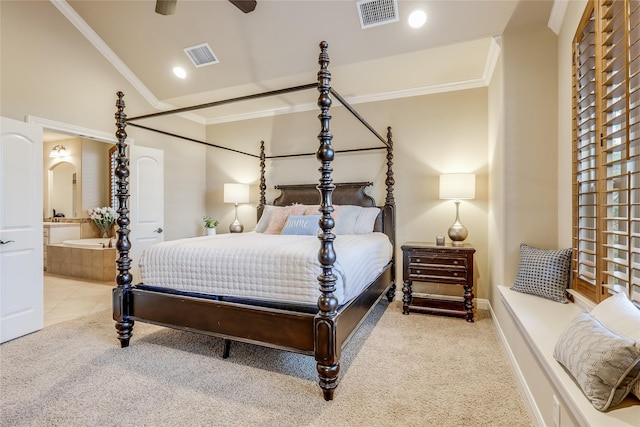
62 238 114 249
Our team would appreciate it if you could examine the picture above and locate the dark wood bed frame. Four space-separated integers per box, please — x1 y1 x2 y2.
112 41 396 400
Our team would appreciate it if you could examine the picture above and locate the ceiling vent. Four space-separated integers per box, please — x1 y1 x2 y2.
183 43 219 67
356 0 399 29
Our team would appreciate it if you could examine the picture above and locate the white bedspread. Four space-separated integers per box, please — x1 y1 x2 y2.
139 231 393 306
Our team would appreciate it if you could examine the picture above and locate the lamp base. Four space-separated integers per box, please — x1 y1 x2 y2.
229 219 244 233
447 222 468 246
448 201 468 246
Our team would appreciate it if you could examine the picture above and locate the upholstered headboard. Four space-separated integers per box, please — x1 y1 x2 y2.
272 182 375 207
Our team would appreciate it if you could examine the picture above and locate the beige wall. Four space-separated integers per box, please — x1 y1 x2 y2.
557 0 588 248
501 25 559 284
205 89 490 298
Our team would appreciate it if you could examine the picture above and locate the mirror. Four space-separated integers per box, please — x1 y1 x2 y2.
44 134 112 219
50 162 76 218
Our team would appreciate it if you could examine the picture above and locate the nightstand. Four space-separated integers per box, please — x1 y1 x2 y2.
401 242 476 322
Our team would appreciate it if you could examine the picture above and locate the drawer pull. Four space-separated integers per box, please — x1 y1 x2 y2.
415 258 421 263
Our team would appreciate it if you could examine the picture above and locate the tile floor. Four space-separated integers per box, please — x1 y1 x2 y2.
44 273 113 327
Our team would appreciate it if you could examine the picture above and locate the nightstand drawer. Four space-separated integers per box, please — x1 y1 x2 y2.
408 254 468 267
408 266 467 283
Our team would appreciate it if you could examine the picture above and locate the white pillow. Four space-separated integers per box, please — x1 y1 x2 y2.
353 207 380 234
334 205 361 234
255 205 277 233
590 291 640 400
303 205 361 234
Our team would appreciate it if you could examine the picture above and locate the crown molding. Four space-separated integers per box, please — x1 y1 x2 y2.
205 77 488 125
483 37 502 83
548 0 569 35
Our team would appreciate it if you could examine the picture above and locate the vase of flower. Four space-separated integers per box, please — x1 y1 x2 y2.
89 207 117 238
203 216 219 236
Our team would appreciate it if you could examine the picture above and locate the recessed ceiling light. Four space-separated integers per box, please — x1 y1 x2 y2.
173 66 187 79
408 10 427 29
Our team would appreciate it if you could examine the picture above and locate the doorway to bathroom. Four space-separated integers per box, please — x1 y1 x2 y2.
33 116 164 326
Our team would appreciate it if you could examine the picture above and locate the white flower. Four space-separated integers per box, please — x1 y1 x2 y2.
88 206 117 233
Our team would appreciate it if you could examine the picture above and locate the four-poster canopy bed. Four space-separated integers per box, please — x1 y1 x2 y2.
112 41 396 400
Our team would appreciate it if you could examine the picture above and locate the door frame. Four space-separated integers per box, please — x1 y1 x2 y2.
27 116 135 283
26 116 124 145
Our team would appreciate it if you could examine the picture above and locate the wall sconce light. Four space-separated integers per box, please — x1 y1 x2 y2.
49 144 68 158
224 183 250 233
439 173 475 246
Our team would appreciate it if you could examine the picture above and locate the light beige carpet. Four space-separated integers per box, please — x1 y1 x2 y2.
1 300 532 426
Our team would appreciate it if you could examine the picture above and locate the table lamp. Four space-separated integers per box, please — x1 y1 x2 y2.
224 183 250 233
439 173 475 246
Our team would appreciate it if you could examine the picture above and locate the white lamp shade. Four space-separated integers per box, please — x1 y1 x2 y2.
224 183 250 204
439 173 476 200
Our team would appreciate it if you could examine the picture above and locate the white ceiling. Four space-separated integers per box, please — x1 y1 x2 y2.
55 0 556 123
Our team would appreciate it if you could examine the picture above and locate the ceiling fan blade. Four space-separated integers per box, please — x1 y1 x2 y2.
229 0 257 13
155 0 177 15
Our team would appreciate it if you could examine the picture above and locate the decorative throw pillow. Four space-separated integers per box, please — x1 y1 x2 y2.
255 205 277 233
553 312 640 411
263 205 306 234
511 244 571 303
590 291 640 400
353 207 380 234
281 215 320 235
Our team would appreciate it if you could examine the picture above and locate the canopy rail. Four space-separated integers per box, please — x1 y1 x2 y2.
128 121 388 160
126 83 318 122
124 83 389 156
128 122 261 159
329 88 389 147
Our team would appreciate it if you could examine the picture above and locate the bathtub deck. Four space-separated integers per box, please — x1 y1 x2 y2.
46 244 117 282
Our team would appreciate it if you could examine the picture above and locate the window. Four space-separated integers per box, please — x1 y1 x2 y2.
109 144 119 210
572 0 640 305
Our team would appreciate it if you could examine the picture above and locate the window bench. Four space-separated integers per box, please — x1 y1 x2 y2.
496 285 639 427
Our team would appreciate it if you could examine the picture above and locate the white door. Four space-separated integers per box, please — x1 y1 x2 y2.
0 117 43 343
129 145 164 283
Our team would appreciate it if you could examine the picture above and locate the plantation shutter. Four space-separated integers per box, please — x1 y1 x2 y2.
628 0 640 303
573 4 599 300
601 0 630 297
572 0 640 304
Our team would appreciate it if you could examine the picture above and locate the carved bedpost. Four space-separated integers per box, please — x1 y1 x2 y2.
385 127 395 207
384 126 396 301
112 91 134 348
314 40 340 401
257 140 266 220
